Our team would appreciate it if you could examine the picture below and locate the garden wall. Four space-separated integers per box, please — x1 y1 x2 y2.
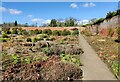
86 15 120 36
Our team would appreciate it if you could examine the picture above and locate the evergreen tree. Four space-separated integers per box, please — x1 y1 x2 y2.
15 20 18 26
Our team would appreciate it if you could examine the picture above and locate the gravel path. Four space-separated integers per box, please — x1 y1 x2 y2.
79 34 117 80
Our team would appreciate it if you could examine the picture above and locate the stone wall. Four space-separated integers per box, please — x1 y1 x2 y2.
87 15 120 36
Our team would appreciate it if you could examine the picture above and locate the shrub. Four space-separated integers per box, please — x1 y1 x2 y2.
33 38 39 43
117 27 120 41
25 58 31 64
2 33 8 38
42 47 54 56
52 30 61 36
26 38 32 42
21 30 29 35
81 29 92 36
72 30 79 35
0 38 7 42
30 29 41 35
11 54 20 64
61 29 71 36
37 34 48 40
39 30 42 34
41 61 82 80
34 29 40 34
11 28 18 34
42 29 52 35
49 36 56 41
108 28 114 37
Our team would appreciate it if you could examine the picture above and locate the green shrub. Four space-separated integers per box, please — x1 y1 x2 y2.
25 58 31 64
11 54 20 64
33 38 39 43
26 38 32 42
39 30 42 34
21 30 28 35
72 30 79 35
60 39 64 44
2 33 8 38
60 54 81 66
42 29 52 35
52 30 61 36
42 56 48 61
0 38 10 42
11 28 18 34
42 47 54 56
61 29 71 36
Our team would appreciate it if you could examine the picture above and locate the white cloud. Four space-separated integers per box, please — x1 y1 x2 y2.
77 20 89 25
27 15 33 18
31 18 51 25
0 7 6 12
9 9 22 14
42 19 51 24
70 3 79 8
31 18 42 22
82 2 96 7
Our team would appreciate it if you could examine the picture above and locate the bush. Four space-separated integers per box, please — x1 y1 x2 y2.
0 38 8 42
42 29 52 35
42 47 54 56
72 30 79 35
108 28 114 37
61 29 71 36
2 33 8 38
33 38 39 43
11 28 18 34
30 30 41 35
117 27 120 41
50 45 84 55
37 34 48 40
26 38 32 42
52 30 61 36
41 60 82 80
49 36 56 41
81 29 92 36
22 30 29 35
39 30 42 34
34 29 40 34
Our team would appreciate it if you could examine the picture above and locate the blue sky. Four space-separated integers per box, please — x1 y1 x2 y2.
0 2 118 26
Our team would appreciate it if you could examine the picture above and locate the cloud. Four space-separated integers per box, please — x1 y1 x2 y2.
0 7 6 12
42 19 51 24
27 15 33 18
31 18 51 25
31 18 42 22
70 3 79 8
77 20 89 25
9 9 22 14
82 2 96 7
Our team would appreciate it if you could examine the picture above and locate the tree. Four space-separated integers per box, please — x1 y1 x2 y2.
93 18 105 25
15 20 18 26
24 23 28 27
105 12 116 20
116 9 120 15
49 19 57 27
65 20 69 27
69 18 74 26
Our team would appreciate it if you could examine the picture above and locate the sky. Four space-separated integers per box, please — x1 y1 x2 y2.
0 2 119 26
